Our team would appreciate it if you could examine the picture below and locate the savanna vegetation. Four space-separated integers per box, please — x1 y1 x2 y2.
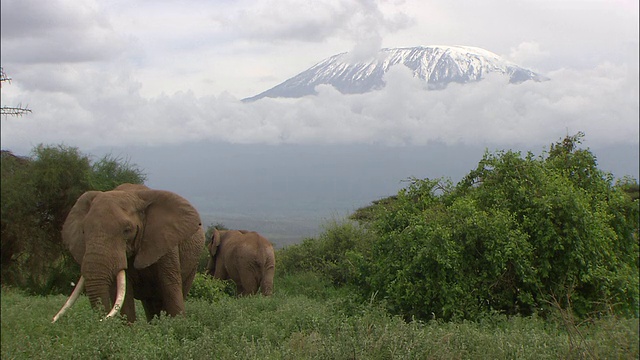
1 134 638 359
3 275 638 359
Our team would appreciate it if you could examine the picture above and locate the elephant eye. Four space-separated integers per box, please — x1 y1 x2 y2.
123 224 134 236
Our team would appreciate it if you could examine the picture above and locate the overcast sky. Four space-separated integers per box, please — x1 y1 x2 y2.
1 0 638 152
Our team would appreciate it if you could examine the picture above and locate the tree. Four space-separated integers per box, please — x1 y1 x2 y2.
1 67 31 117
355 133 639 321
90 154 147 191
0 144 146 294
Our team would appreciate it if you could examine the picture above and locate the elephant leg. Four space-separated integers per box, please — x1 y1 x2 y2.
261 267 275 296
121 296 137 322
157 249 186 317
141 298 164 321
131 267 163 321
238 272 259 296
180 227 204 297
181 264 197 298
160 282 185 316
140 291 183 321
235 281 246 296
119 275 137 322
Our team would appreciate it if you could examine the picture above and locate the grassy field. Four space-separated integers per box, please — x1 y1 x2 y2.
2 272 638 360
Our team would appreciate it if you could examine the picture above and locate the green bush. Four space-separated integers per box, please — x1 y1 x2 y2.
188 272 235 301
276 219 374 285
89 154 147 191
196 247 211 273
358 134 639 321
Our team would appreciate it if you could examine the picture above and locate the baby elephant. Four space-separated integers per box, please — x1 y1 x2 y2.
207 229 275 296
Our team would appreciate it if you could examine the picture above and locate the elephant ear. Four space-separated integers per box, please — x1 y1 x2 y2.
133 190 202 269
209 229 222 257
62 191 101 264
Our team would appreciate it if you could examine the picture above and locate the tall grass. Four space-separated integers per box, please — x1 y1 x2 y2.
2 273 638 359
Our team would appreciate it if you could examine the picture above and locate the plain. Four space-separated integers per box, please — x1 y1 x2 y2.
2 272 639 360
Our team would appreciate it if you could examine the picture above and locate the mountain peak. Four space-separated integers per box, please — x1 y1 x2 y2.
244 45 546 102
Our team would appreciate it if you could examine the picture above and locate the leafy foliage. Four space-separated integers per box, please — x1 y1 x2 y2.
204 222 228 244
276 219 374 285
0 144 146 294
617 176 640 201
349 195 398 223
356 133 639 321
2 284 638 359
187 272 235 301
89 154 147 191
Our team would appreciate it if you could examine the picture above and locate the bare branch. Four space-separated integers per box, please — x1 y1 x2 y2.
1 67 31 117
2 106 32 117
0 67 11 84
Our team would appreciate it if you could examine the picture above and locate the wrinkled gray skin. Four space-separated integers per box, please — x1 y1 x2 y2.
207 229 275 296
62 183 205 322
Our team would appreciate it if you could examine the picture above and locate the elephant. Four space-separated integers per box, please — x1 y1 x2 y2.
207 229 275 296
52 183 205 323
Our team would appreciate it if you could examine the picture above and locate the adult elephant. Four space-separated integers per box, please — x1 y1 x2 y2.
52 183 205 323
207 229 275 296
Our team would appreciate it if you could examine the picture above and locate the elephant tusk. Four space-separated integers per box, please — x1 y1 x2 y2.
104 270 126 320
52 276 86 323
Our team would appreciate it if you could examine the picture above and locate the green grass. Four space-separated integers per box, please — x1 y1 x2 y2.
2 273 638 359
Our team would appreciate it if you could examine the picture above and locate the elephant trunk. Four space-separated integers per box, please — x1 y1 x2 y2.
84 277 112 313
81 249 128 317
83 270 127 317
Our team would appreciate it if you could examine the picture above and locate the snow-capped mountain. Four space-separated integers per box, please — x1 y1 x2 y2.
244 45 546 101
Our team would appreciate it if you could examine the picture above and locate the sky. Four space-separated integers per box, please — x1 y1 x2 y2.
1 0 638 151
1 0 639 244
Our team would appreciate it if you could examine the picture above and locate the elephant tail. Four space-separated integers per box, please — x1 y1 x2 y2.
260 261 275 296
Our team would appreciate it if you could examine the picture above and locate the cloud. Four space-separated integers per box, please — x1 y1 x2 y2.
222 0 411 48
221 1 349 42
0 0 128 64
2 59 637 153
344 1 412 62
508 42 550 70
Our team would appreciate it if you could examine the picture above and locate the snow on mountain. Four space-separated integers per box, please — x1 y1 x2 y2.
243 45 547 102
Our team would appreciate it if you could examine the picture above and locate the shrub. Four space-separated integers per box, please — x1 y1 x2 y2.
188 272 235 301
359 134 639 321
196 247 211 273
276 219 374 285
89 154 147 191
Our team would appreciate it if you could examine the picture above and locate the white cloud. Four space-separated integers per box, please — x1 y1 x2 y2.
2 60 637 153
508 42 550 70
221 0 410 45
1 0 128 64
